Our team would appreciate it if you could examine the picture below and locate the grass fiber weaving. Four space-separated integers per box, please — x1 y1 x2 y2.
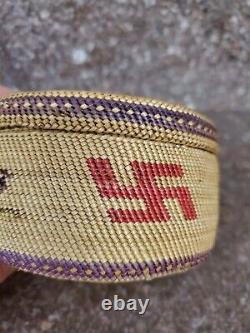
0 91 219 282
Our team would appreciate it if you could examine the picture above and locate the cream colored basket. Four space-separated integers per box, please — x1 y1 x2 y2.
0 91 219 282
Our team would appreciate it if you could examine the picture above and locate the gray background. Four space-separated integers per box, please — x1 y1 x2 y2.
0 1 250 332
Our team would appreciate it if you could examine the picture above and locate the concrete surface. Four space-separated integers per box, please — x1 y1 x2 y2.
1 0 250 112
0 1 250 333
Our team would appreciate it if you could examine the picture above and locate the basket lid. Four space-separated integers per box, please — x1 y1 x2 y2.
0 90 218 154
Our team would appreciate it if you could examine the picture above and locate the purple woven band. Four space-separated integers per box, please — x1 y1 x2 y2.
0 95 216 141
0 249 209 281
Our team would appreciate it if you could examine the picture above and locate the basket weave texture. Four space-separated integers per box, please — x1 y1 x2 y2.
0 91 219 282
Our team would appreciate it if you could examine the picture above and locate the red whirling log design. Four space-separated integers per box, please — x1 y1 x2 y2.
87 158 197 223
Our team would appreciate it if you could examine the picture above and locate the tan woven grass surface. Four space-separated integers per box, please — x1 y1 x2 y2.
0 91 219 282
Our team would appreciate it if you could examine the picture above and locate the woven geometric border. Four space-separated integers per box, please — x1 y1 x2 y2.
0 91 219 282
0 91 217 153
0 249 209 282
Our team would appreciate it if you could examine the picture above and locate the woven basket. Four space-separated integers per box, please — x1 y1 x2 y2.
0 91 219 282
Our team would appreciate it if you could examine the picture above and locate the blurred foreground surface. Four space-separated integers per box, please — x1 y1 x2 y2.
0 1 250 332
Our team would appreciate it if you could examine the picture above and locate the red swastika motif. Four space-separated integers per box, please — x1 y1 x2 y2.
87 158 197 223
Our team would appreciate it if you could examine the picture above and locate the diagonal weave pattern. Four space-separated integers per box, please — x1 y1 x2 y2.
0 91 219 282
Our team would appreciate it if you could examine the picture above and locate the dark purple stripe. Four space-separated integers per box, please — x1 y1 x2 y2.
0 249 209 281
0 96 217 141
0 169 12 193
